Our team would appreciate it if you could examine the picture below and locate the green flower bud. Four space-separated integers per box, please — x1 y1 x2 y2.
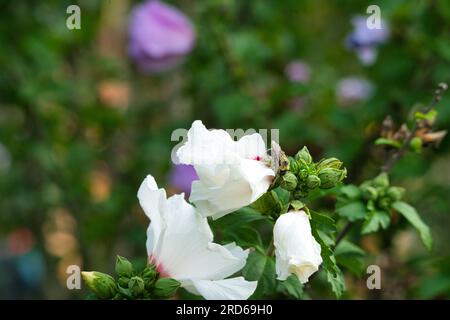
361 185 378 201
118 276 130 288
387 186 405 201
280 172 298 191
289 157 300 175
372 173 389 189
142 265 157 289
378 197 392 210
295 146 313 164
128 276 145 297
410 137 423 153
316 157 343 171
153 278 180 299
306 175 321 189
82 271 117 299
293 188 308 199
318 168 344 189
115 255 134 277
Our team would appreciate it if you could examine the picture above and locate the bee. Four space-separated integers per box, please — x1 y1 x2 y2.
269 141 290 175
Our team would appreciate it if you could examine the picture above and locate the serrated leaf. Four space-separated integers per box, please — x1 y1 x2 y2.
242 251 276 299
336 201 367 221
326 268 346 298
310 217 346 297
392 201 433 251
361 210 390 234
277 275 304 299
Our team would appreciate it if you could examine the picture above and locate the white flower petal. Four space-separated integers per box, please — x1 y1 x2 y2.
177 120 274 218
184 277 257 300
274 211 322 283
137 175 167 256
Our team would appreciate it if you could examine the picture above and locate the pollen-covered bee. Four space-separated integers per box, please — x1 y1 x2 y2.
269 141 290 175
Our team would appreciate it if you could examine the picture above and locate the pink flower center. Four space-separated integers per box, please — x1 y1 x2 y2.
253 156 262 161
149 255 170 278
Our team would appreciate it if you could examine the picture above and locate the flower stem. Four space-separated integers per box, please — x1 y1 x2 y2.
266 238 275 257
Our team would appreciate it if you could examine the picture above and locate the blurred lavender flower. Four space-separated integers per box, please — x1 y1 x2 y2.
285 60 311 83
168 164 198 196
128 0 196 73
346 16 389 65
336 77 373 106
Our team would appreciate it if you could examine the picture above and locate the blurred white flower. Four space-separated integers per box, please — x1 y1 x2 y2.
177 120 275 219
274 210 322 283
137 174 257 300
336 77 373 106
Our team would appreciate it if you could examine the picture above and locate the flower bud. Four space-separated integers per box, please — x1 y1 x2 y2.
115 255 134 277
142 265 158 289
128 276 145 297
293 189 308 199
386 186 405 201
280 172 298 191
306 175 321 189
82 271 117 300
152 278 181 299
295 146 313 165
289 157 300 175
410 137 423 153
316 157 343 170
118 276 130 288
361 185 378 201
372 173 389 189
378 197 392 210
318 168 344 189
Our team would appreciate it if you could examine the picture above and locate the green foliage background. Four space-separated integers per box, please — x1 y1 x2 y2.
1 0 450 299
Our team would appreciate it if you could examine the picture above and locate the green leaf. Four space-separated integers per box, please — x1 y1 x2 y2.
336 201 367 221
392 201 433 251
252 190 282 216
213 207 267 230
242 251 276 299
326 268 346 298
334 240 365 257
361 210 391 234
224 227 263 251
335 241 366 276
310 222 346 298
339 185 361 200
310 210 336 234
375 138 402 149
277 275 304 299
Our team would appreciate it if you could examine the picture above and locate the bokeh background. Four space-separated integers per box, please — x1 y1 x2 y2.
1 0 450 299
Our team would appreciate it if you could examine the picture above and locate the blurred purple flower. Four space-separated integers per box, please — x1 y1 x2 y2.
347 16 389 65
168 164 198 195
285 60 311 83
128 0 196 73
336 77 373 106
